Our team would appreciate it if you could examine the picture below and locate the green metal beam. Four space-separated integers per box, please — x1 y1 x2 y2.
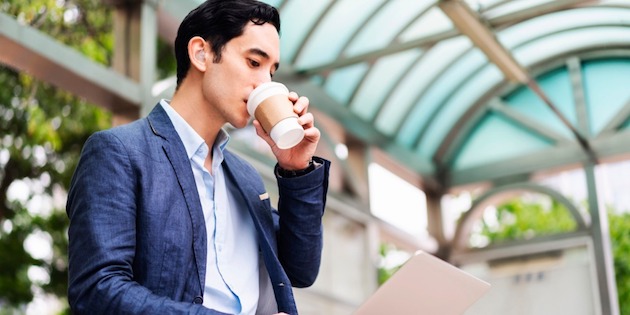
451 181 588 252
450 128 630 186
584 162 620 315
274 71 435 176
567 57 590 138
451 143 586 186
0 12 141 114
488 98 570 143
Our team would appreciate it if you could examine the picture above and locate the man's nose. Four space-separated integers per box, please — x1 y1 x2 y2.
254 73 273 88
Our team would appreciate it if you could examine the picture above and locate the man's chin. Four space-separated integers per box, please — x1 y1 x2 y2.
225 120 248 129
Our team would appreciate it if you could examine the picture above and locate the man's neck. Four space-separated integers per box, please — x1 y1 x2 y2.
170 82 223 151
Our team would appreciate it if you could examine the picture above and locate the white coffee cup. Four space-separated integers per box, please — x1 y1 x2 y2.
247 82 305 149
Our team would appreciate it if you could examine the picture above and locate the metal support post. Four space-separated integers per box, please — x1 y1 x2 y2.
584 162 619 315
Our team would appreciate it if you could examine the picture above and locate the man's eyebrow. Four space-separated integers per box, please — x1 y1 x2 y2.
248 48 280 71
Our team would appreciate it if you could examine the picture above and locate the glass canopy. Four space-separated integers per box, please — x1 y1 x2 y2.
259 0 630 188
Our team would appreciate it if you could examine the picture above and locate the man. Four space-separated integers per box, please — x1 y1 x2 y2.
66 1 330 314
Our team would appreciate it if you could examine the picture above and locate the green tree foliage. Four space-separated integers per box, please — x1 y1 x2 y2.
377 243 405 286
477 197 577 245
1 1 177 312
0 0 113 312
609 212 630 315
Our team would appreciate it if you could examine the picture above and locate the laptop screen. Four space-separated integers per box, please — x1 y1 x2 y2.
354 251 491 315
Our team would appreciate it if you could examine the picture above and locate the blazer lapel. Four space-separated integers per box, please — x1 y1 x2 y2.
222 152 279 260
222 154 272 231
146 105 207 295
222 153 297 313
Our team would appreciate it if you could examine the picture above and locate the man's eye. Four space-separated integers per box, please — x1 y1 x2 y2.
249 59 260 67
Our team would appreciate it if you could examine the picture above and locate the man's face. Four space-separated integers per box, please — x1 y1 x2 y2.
202 21 280 129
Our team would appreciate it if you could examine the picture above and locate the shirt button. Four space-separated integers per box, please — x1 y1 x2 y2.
193 296 203 304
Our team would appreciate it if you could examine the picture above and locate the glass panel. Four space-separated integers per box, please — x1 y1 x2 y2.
309 75 324 86
464 0 507 10
497 7 630 49
375 51 439 136
294 0 385 69
349 49 421 121
399 6 452 42
417 63 503 157
345 0 433 57
453 112 552 170
398 47 486 151
513 27 630 67
394 36 472 146
582 59 630 135
260 0 284 8
279 0 332 63
502 68 575 139
324 63 370 106
482 0 556 20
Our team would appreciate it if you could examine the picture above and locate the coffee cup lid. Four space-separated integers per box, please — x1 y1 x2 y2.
247 82 289 116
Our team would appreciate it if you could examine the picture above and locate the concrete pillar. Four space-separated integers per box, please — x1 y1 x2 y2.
109 0 157 124
345 138 370 207
111 1 141 125
425 187 448 258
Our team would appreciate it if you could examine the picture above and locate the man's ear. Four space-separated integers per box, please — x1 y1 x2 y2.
188 36 207 72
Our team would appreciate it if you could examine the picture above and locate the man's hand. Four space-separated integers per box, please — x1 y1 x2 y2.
253 91 320 171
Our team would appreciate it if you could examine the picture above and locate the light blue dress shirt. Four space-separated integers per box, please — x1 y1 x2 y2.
160 100 260 314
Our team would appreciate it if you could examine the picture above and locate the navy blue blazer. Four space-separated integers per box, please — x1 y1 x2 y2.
66 105 330 314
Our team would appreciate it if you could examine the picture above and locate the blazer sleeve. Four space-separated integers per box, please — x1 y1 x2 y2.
275 157 331 288
66 131 225 315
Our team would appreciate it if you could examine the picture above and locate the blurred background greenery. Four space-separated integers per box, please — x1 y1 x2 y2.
0 1 112 313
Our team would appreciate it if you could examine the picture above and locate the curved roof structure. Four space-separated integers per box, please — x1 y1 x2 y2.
3 0 629 190
264 0 630 189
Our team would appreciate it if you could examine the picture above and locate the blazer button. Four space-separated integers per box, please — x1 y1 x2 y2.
193 296 203 304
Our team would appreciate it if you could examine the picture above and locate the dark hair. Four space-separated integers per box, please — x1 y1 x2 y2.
174 0 281 87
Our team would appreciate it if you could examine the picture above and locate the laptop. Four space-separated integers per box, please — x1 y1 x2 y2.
354 251 491 315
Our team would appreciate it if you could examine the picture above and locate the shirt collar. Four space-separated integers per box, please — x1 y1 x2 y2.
159 99 230 160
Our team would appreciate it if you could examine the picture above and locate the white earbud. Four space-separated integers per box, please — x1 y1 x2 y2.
196 50 205 62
